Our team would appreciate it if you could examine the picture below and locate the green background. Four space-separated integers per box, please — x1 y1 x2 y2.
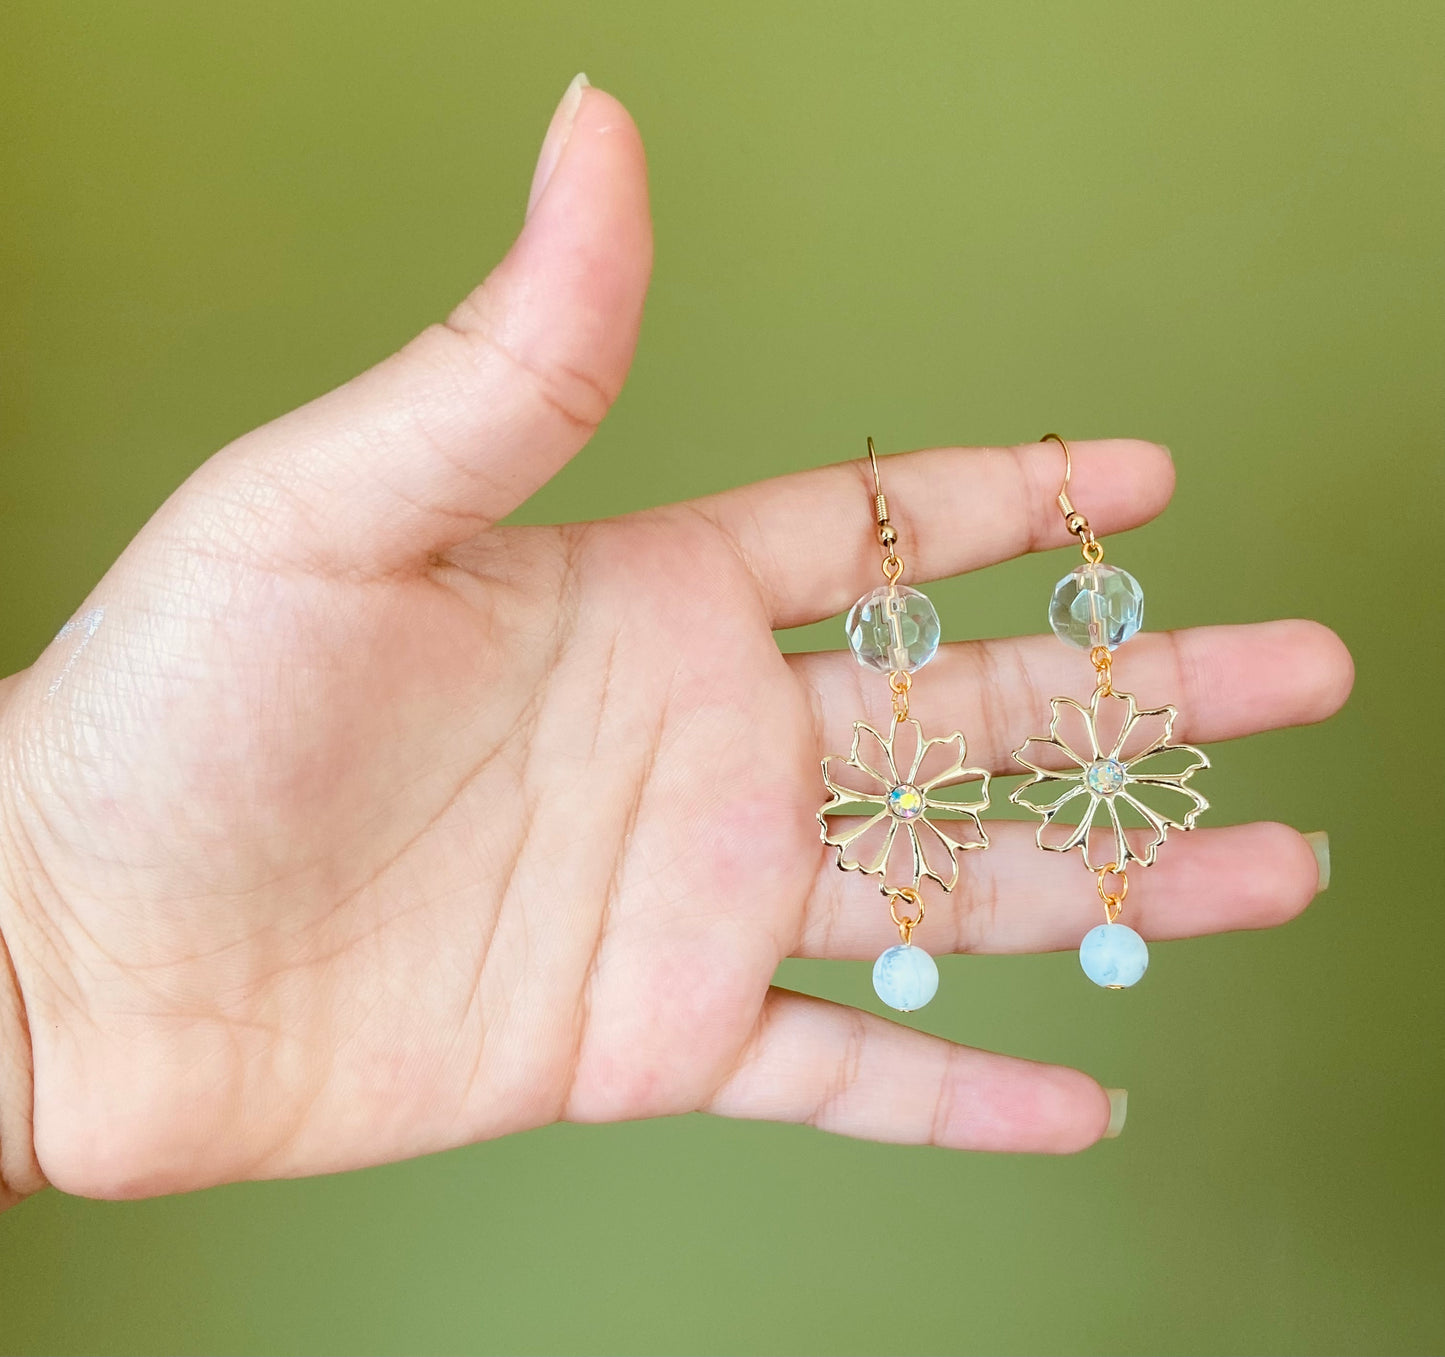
2 3 1441 1354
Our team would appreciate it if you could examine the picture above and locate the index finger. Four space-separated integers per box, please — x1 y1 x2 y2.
674 438 1174 629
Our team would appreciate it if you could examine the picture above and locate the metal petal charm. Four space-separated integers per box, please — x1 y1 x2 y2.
820 715 991 893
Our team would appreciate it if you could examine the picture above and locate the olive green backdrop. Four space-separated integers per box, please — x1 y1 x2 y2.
2 3 1441 1355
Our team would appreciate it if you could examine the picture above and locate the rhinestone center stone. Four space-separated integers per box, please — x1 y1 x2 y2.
887 784 926 819
1086 759 1127 795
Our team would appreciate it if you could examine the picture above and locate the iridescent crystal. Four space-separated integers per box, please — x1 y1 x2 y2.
887 784 925 819
1086 759 1126 795
1048 563 1144 651
846 585 941 674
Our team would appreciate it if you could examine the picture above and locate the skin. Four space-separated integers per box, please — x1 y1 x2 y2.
0 82 1353 1206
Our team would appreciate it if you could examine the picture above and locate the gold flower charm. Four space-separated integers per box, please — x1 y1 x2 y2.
819 716 990 893
1010 686 1209 871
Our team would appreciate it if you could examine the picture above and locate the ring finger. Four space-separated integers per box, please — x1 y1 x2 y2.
791 619 1347 957
795 818 1326 959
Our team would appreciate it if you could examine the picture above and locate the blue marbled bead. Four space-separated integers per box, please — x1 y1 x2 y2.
1078 923 1149 988
872 944 939 1012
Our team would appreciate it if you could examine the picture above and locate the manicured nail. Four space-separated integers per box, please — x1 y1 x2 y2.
1103 1088 1128 1139
527 73 589 219
1304 831 1330 892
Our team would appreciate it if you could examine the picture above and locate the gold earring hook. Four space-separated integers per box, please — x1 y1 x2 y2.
1043 432 1076 519
864 437 904 583
866 436 889 528
1041 433 1104 564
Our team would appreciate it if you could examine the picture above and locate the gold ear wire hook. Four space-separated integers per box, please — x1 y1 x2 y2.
864 436 904 583
866 436 889 530
1042 432 1104 564
1043 432 1077 520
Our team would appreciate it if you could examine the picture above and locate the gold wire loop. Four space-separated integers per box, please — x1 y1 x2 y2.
1043 433 1104 564
881 553 904 583
1095 863 1129 923
1089 645 1113 695
888 669 912 718
887 886 925 943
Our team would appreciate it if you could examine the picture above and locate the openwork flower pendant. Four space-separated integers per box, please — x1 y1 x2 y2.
1009 685 1209 872
818 715 991 894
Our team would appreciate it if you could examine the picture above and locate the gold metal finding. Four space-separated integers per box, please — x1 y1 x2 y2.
867 437 906 581
1043 432 1103 563
888 886 925 943
888 669 911 719
1090 645 1113 695
866 436 888 517
819 716 992 892
1095 863 1129 923
1009 685 1210 871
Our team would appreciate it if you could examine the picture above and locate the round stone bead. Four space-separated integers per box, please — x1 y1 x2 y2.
1078 922 1149 989
872 943 940 1011
846 585 941 674
1048 563 1144 651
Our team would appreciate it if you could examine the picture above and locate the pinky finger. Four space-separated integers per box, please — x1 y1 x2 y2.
705 988 1117 1154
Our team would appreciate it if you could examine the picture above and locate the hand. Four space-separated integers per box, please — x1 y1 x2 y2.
0 79 1352 1202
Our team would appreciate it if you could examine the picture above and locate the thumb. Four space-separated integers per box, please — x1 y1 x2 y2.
194 76 652 574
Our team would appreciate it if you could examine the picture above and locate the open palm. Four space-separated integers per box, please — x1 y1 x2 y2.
0 83 1351 1201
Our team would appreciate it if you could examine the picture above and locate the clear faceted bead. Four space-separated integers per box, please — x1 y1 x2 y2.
1048 563 1144 651
846 585 941 674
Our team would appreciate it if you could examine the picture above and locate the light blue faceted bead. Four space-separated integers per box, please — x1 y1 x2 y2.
846 585 941 674
1048 563 1144 650
1078 923 1150 988
872 944 940 1011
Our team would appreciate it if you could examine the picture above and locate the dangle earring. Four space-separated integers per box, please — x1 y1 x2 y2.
1010 435 1210 989
817 439 991 1012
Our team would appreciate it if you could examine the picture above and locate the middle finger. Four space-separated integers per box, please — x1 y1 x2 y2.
791 619 1352 776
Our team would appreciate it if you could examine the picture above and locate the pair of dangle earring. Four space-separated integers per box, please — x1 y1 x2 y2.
1008 434 1211 988
817 439 992 1012
818 436 1211 1011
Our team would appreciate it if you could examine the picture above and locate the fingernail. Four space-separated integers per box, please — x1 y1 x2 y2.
527 73 589 219
1103 1088 1128 1139
1304 831 1330 892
